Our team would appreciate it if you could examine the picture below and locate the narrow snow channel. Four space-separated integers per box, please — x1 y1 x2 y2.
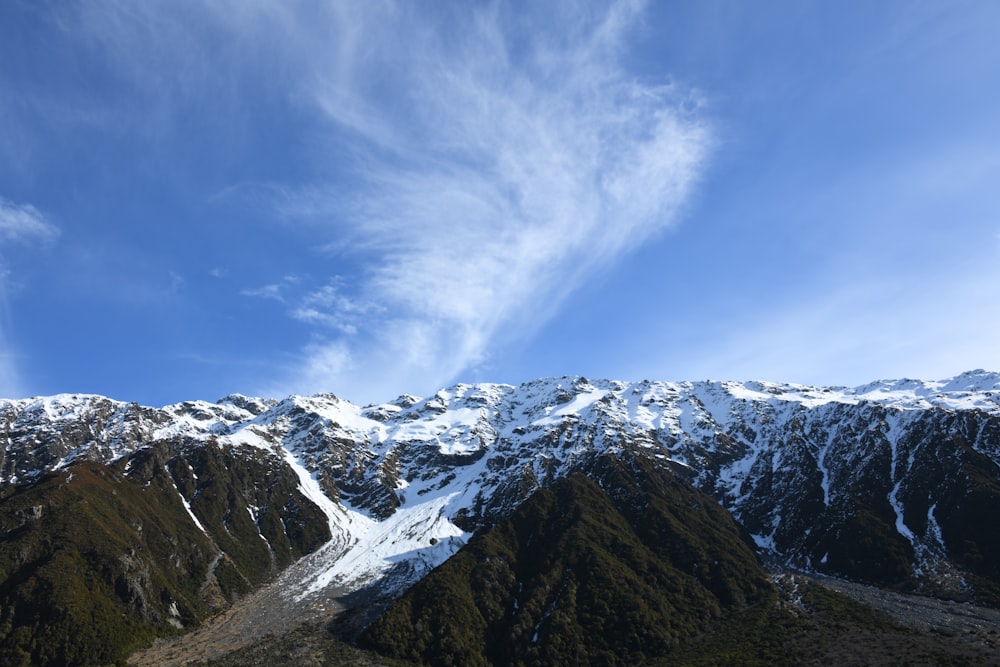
817 432 835 506
279 448 344 533
885 417 916 544
162 464 209 535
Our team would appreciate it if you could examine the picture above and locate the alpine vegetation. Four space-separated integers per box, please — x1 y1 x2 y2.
1 371 1000 665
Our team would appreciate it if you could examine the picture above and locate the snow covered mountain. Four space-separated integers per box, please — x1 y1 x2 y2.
2 371 1000 663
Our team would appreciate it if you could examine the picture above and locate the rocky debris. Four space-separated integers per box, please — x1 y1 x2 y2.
0 371 998 663
791 571 1000 651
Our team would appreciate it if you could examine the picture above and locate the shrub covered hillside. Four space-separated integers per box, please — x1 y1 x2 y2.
0 443 332 667
0 462 216 666
361 454 774 666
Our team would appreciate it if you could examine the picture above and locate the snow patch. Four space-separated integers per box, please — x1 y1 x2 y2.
532 387 608 426
290 492 469 601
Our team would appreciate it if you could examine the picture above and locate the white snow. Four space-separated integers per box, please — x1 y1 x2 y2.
889 480 914 543
288 394 386 437
279 448 344 533
246 505 270 543
751 518 780 553
390 407 485 454
170 466 208 535
532 387 608 426
294 491 469 600
885 417 916 544
926 502 946 551
715 449 758 505
816 431 835 506
5 369 1000 606
228 426 278 451
258 437 477 603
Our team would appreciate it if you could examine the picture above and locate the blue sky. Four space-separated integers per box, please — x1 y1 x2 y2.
1 0 998 406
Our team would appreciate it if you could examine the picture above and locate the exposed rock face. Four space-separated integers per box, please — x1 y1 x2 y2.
1 371 999 665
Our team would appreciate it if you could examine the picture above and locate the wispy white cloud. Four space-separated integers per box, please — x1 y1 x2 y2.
240 275 301 303
263 1 712 402
290 281 376 336
0 197 59 246
241 284 286 302
0 197 59 397
41 1 712 403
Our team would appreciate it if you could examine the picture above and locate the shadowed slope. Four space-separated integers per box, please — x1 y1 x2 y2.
360 454 771 666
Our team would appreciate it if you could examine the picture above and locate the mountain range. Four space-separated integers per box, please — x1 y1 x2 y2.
2 370 1000 665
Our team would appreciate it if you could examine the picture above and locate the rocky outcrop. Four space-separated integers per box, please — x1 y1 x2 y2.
1 371 999 666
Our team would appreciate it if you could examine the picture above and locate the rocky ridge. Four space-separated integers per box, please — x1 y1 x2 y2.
2 370 1000 663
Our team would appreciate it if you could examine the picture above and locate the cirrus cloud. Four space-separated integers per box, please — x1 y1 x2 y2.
31 0 713 404
0 197 59 246
0 196 59 397
265 1 713 402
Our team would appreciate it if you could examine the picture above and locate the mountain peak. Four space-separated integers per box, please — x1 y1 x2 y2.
3 370 1000 665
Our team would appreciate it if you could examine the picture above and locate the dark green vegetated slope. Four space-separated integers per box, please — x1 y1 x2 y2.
124 443 331 592
0 461 216 666
361 453 773 666
0 446 334 667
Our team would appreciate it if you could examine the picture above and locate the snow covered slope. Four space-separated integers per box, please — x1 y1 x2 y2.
3 370 1000 603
